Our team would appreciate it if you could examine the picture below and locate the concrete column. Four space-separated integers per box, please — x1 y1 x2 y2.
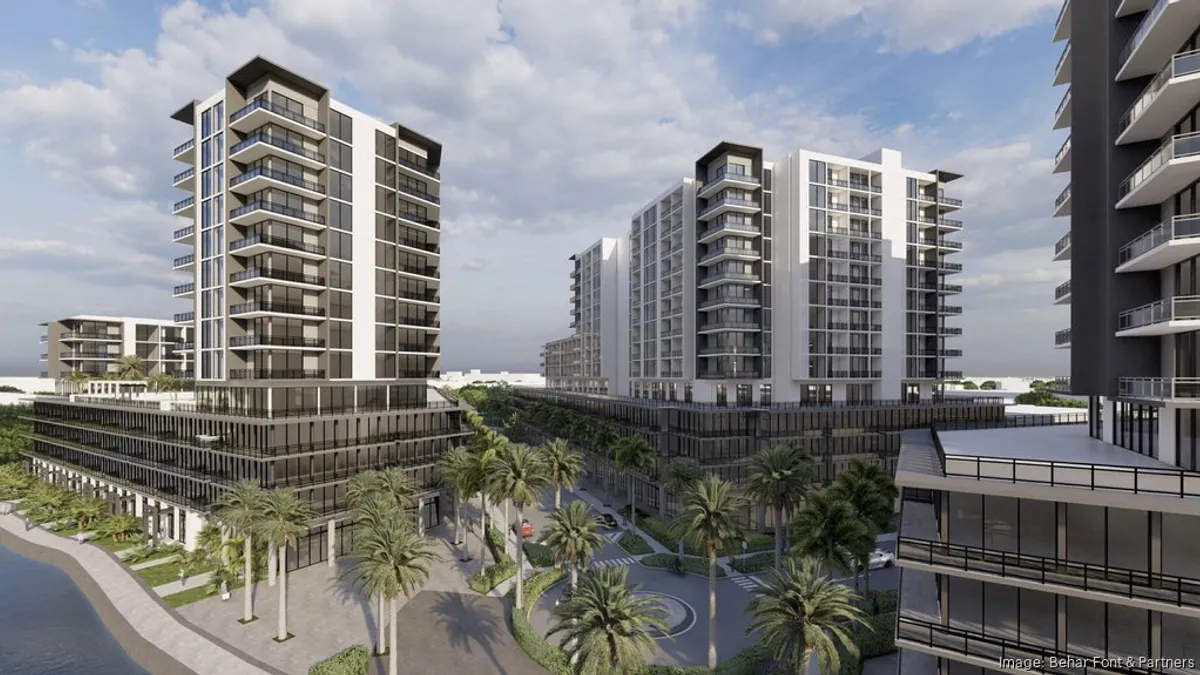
417 497 425 537
183 511 204 551
1056 503 1067 559
327 519 336 568
1101 397 1116 445
1158 405 1178 465
173 507 182 543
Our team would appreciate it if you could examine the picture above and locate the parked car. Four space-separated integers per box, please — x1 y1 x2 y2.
600 513 619 529
512 519 534 539
867 548 895 570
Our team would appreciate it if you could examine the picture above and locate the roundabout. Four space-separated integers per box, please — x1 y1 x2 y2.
632 591 696 639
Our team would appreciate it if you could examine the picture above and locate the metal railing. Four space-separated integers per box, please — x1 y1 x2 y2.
231 166 326 194
898 537 1200 609
228 369 326 380
896 616 1170 674
699 196 760 218
1055 137 1071 167
1120 49 1200 136
1117 295 1200 331
173 225 194 240
1055 42 1070 78
1119 132 1200 201
1055 231 1071 256
172 167 194 184
231 231 326 256
700 271 760 285
1055 280 1072 300
173 254 194 267
396 156 440 180
396 212 440 230
517 388 1005 411
172 283 194 295
933 413 1088 431
230 96 326 133
1055 328 1071 346
699 246 760 264
820 249 883 262
816 347 882 355
231 267 326 286
698 346 762 356
397 263 439 279
173 312 194 323
1119 0 1170 69
231 201 326 226
699 220 760 240
172 196 195 212
698 295 760 309
397 183 441 205
229 301 326 317
230 132 325 164
229 335 325 348
1055 184 1071 209
705 166 760 185
1118 214 1200 265
820 298 882 309
1055 88 1072 121
1118 377 1200 400
172 138 194 156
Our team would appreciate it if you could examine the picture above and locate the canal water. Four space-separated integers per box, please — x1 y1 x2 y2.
0 542 149 675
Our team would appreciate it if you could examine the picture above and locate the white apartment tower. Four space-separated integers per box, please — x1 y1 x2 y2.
542 237 628 394
169 56 442 383
623 142 964 404
39 316 192 379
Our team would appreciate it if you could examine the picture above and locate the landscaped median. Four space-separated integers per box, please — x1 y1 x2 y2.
623 507 774 557
469 525 518 594
641 553 726 578
728 552 773 574
307 645 370 675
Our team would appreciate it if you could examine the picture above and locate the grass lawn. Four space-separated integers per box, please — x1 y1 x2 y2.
137 560 214 588
641 553 727 578
617 531 653 556
730 551 774 574
162 580 246 608
90 535 141 553
129 547 183 566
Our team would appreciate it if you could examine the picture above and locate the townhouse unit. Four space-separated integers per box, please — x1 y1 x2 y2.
21 57 468 564
39 315 191 379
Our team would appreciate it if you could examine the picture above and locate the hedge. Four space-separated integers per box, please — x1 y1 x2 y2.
308 645 370 675
729 552 773 574
508 566 774 675
523 542 555 568
470 559 517 594
641 553 726 578
618 531 653 555
485 525 512 565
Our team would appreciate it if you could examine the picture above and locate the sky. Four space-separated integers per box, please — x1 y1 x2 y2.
0 0 1070 377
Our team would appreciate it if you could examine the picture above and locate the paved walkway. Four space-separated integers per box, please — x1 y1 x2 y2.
131 555 180 571
0 505 279 675
155 571 213 597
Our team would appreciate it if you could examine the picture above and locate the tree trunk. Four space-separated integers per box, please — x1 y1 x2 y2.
375 593 386 655
554 485 561 509
276 544 287 641
707 548 718 668
569 561 578 590
628 474 636 527
774 506 783 572
480 495 490 574
268 539 277 587
242 535 254 623
453 491 462 548
657 482 666 519
388 596 399 675
515 505 526 609
757 504 766 531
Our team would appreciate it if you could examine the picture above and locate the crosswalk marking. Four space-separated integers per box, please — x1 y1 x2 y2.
731 575 767 592
592 556 638 568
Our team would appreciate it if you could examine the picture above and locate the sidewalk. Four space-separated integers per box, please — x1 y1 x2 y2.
154 570 213 596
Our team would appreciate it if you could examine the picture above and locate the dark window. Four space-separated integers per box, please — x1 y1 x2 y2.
329 322 352 349
330 231 353 261
331 292 352 319
330 110 352 144
329 170 353 201
330 202 352 231
330 352 352 378
329 261 353 290
329 141 352 172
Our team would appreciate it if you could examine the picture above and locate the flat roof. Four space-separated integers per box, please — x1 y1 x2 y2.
695 141 762 167
937 424 1176 470
227 55 328 100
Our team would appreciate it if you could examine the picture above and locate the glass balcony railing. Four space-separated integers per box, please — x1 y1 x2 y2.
699 196 761 218
230 133 325 164
1055 280 1072 300
1118 295 1200 331
397 183 441 205
1119 377 1200 400
172 254 194 267
1055 232 1071 256
173 225 194 240
1119 0 1170 70
172 196 194 212
1055 185 1071 209
1056 328 1071 346
700 271 760 285
231 201 325 225
230 301 326 317
1055 137 1071 166
231 267 326 286
1055 88 1072 121
699 246 760 264
173 312 194 323
231 166 326 194
396 156 440 180
229 96 326 133
172 283 194 295
230 231 327 256
229 369 326 380
706 166 760 185
1055 42 1071 77
1119 132 1200 201
1118 214 1200 265
1120 50 1200 136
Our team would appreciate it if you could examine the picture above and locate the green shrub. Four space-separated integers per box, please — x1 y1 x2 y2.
469 559 517 594
618 531 653 555
855 612 898 659
730 552 773 574
635 514 772 557
0 385 22 394
1013 391 1087 408
641 553 726 578
308 644 370 675
485 525 513 565
523 542 555 568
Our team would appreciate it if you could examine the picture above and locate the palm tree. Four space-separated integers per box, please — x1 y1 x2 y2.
344 517 438 675
146 371 176 394
346 470 385 509
350 495 400 656
745 444 815 572
68 498 107 531
438 446 474 558
258 489 314 641
746 556 868 675
67 371 91 392
469 431 505 570
214 480 266 624
672 475 745 668
660 456 702 524
206 564 240 601
548 565 669 675
612 436 655 527
539 438 583 509
791 490 874 588
93 514 140 542
830 459 898 535
376 467 416 513
489 442 549 610
542 501 604 590
114 354 147 381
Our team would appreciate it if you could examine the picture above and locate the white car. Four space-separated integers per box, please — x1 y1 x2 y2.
867 548 895 570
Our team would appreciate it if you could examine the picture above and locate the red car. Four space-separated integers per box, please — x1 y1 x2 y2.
512 519 534 539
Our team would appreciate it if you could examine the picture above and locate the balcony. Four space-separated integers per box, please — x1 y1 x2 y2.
825 201 883 217
172 196 195 217
172 167 195 190
397 184 441 208
698 196 761 221
1118 132 1200 208
1053 42 1071 86
174 342 194 352
230 201 325 229
1053 88 1071 130
59 332 120 341
1056 328 1071 349
816 347 882 356
1118 376 1200 401
698 219 761 244
229 301 326 319
172 138 194 162
228 96 326 139
230 267 326 289
229 335 327 350
699 245 760 266
396 263 440 283
935 217 963 231
698 345 762 357
1053 279 1071 305
1118 0 1157 15
172 283 194 298
397 211 441 232
1053 231 1071 261
697 321 760 333
229 369 325 380
823 274 883 286
820 298 882 309
172 254 194 271
820 371 882 379
827 178 882 194
230 166 326 200
698 271 761 289
1116 295 1200 336
697 371 762 380
172 225 195 243
819 249 884 262
698 296 761 311
1053 0 1070 42
1117 0 1200 81
1053 137 1071 173
396 237 440 256
229 132 325 170
1119 50 1200 144
396 156 440 182
1053 184 1071 217
697 167 760 199
230 231 327 260
173 312 194 323
1118 214 1200 273
913 237 962 250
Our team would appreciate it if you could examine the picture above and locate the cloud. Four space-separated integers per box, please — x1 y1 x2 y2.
0 0 1065 376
